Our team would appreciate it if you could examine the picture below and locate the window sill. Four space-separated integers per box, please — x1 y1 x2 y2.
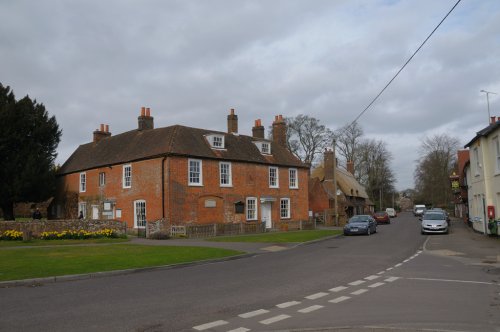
220 185 233 188
188 183 203 187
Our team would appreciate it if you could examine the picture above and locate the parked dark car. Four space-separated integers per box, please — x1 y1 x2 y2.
373 211 390 224
344 215 377 236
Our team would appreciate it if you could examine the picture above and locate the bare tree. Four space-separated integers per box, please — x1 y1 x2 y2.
277 114 332 165
356 139 396 210
414 134 460 207
333 121 364 168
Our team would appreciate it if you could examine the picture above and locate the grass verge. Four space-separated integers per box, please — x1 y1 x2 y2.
0 238 130 247
0 245 243 281
207 229 341 243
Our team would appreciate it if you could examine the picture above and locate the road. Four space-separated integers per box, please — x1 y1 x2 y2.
1 212 499 332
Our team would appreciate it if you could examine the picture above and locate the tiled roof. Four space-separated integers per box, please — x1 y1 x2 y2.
464 120 500 148
58 125 307 175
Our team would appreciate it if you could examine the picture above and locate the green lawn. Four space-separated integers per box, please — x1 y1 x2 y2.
208 229 341 243
0 237 130 247
0 245 243 281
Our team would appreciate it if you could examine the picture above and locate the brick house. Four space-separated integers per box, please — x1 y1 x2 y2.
309 149 371 225
51 108 309 230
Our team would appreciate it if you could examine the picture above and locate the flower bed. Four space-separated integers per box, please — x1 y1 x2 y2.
0 230 23 241
0 228 121 241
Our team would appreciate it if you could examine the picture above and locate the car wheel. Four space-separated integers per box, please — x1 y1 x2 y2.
421 230 425 235
367 228 371 236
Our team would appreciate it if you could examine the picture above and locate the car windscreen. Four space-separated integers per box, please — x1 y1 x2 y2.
349 216 368 223
423 213 445 220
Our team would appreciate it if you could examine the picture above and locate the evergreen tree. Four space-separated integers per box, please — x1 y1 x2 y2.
0 83 61 220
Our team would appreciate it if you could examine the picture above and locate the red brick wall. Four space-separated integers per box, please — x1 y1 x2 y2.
308 178 330 215
56 156 309 228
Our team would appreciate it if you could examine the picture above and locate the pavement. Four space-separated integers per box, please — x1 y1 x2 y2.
1 218 499 288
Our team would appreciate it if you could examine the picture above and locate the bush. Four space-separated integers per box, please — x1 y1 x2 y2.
148 231 171 240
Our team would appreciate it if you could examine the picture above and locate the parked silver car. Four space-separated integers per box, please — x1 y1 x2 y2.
344 215 377 236
421 212 448 235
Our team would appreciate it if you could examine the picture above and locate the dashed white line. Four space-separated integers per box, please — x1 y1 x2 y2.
403 259 410 262
276 301 301 308
260 314 291 325
386 267 394 271
329 286 348 292
227 328 250 332
329 296 351 303
349 280 366 286
365 275 380 280
377 271 385 275
305 292 329 300
408 277 497 285
394 263 403 267
368 282 385 288
239 309 269 318
193 320 228 331
351 289 368 295
385 276 400 282
298 305 324 313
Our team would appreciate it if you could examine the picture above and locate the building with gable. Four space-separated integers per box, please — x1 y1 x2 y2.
51 108 310 230
309 149 372 226
464 116 500 234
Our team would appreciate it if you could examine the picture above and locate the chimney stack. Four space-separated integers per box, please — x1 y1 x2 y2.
252 119 265 138
491 116 498 124
138 106 154 130
272 114 287 147
324 148 335 181
93 123 111 143
346 160 354 175
227 108 238 134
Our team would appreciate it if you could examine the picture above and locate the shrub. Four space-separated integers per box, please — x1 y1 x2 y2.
148 231 171 240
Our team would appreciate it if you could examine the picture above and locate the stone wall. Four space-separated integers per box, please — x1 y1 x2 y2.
0 219 127 237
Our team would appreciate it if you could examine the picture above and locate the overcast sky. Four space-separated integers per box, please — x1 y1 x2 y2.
1 0 499 190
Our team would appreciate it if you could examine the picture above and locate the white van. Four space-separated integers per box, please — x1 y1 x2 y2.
386 208 397 217
413 205 426 216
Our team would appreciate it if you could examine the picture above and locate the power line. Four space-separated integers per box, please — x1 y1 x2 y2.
348 0 462 127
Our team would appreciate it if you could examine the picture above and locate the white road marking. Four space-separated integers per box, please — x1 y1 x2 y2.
227 328 250 332
193 320 228 331
365 275 380 280
260 314 290 325
305 292 329 300
408 277 497 285
377 271 385 275
368 282 385 288
403 259 410 262
351 289 368 295
329 286 348 292
329 296 351 303
394 263 403 267
276 301 301 308
239 309 269 318
298 305 324 313
349 280 366 286
385 276 400 282
386 267 394 271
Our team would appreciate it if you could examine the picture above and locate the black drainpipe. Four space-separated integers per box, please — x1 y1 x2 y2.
161 156 167 219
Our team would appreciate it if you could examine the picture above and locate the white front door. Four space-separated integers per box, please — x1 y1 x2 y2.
261 203 272 229
92 205 99 220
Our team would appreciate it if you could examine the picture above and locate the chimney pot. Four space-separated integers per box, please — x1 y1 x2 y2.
100 124 104 131
105 124 109 133
141 107 146 116
146 108 151 117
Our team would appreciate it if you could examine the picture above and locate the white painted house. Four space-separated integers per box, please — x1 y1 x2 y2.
464 116 500 234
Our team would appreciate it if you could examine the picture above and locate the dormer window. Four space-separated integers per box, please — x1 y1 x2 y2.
253 141 272 155
206 134 225 149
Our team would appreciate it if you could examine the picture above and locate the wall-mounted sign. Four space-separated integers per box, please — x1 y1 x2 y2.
205 199 216 208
